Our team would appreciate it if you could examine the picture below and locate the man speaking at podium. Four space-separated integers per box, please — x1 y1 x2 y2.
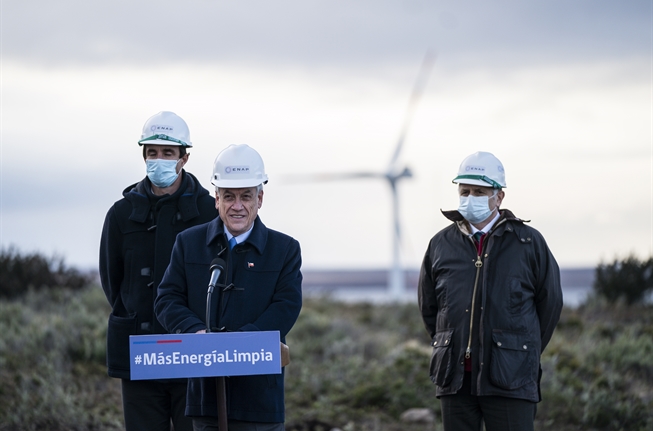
155 144 302 431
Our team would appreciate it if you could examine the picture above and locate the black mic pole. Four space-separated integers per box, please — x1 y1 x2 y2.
205 258 228 431
206 258 226 332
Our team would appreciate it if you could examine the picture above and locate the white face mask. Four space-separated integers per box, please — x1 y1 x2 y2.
458 192 497 224
146 159 180 188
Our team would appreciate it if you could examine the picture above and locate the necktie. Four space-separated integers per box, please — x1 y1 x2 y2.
473 231 484 243
228 237 237 250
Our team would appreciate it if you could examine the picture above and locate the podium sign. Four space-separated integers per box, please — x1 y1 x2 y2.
130 331 281 380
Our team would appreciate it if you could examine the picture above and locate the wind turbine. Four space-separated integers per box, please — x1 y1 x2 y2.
287 52 435 299
383 51 435 299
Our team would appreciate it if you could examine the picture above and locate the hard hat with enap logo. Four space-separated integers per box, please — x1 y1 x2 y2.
211 144 269 188
138 111 192 148
452 151 506 189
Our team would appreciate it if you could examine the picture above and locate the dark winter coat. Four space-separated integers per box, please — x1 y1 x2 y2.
418 208 562 402
100 171 217 379
154 215 302 423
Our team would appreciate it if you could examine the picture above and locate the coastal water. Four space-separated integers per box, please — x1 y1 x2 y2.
304 285 591 307
302 268 594 308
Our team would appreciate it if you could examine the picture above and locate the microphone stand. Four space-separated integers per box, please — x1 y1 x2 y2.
216 366 228 431
206 259 228 431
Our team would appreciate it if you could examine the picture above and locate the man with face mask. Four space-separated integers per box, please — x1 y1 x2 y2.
418 151 562 431
100 111 217 431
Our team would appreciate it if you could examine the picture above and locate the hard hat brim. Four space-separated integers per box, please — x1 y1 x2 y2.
452 175 505 189
138 134 192 147
211 178 269 189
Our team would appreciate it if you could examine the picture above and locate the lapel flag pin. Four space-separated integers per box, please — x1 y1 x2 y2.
248 262 254 268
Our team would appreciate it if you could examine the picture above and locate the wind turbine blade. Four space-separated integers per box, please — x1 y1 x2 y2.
279 171 385 184
327 172 385 180
388 50 436 171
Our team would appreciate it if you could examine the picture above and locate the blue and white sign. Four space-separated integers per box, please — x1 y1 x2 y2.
130 331 281 380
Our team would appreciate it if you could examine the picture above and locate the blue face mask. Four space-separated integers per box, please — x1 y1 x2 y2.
458 192 496 224
146 159 180 188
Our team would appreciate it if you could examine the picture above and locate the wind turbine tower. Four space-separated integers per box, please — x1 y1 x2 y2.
383 52 435 299
283 52 434 300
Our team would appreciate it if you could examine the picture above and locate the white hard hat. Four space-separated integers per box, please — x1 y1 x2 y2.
211 144 269 188
452 151 506 188
138 111 192 147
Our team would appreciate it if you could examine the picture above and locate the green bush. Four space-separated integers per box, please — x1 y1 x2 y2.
0 247 94 299
539 303 653 431
284 299 437 430
2 283 652 430
593 255 653 305
0 286 121 431
588 327 653 380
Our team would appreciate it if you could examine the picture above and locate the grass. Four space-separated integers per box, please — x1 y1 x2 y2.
1 286 651 431
0 288 122 431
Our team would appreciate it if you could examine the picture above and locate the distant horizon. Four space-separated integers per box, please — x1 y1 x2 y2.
71 262 597 273
298 267 596 307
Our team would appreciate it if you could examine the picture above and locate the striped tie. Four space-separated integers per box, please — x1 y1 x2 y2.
473 231 484 243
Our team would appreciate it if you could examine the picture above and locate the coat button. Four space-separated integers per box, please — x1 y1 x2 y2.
434 341 438 346
445 340 449 344
523 345 528 350
497 342 502 347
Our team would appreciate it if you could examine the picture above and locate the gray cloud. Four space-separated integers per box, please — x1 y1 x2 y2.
3 1 649 72
2 0 651 270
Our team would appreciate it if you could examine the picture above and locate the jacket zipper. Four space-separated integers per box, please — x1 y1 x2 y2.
465 251 483 359
463 218 508 360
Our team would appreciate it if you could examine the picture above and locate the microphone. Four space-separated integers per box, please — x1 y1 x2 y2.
207 258 226 294
206 257 226 333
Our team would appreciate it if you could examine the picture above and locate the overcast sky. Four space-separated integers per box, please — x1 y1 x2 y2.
1 0 652 272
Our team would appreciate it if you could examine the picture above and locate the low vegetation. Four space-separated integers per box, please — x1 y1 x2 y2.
0 287 122 431
0 250 651 430
593 254 653 305
0 246 94 299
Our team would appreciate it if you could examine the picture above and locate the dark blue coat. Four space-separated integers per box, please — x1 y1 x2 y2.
154 215 302 423
99 171 217 379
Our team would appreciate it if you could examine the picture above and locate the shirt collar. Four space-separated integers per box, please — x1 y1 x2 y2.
224 224 254 246
470 210 501 235
207 216 268 255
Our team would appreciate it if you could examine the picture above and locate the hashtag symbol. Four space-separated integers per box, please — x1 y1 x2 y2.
134 355 142 365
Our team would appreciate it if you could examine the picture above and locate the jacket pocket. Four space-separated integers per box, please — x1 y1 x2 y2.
429 328 454 387
489 330 533 390
107 313 138 373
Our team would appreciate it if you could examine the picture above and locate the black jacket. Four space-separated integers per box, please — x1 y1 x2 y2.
100 171 217 379
418 209 562 402
155 215 302 423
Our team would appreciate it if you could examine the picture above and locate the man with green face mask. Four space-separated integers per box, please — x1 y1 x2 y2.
99 111 218 431
418 151 563 431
